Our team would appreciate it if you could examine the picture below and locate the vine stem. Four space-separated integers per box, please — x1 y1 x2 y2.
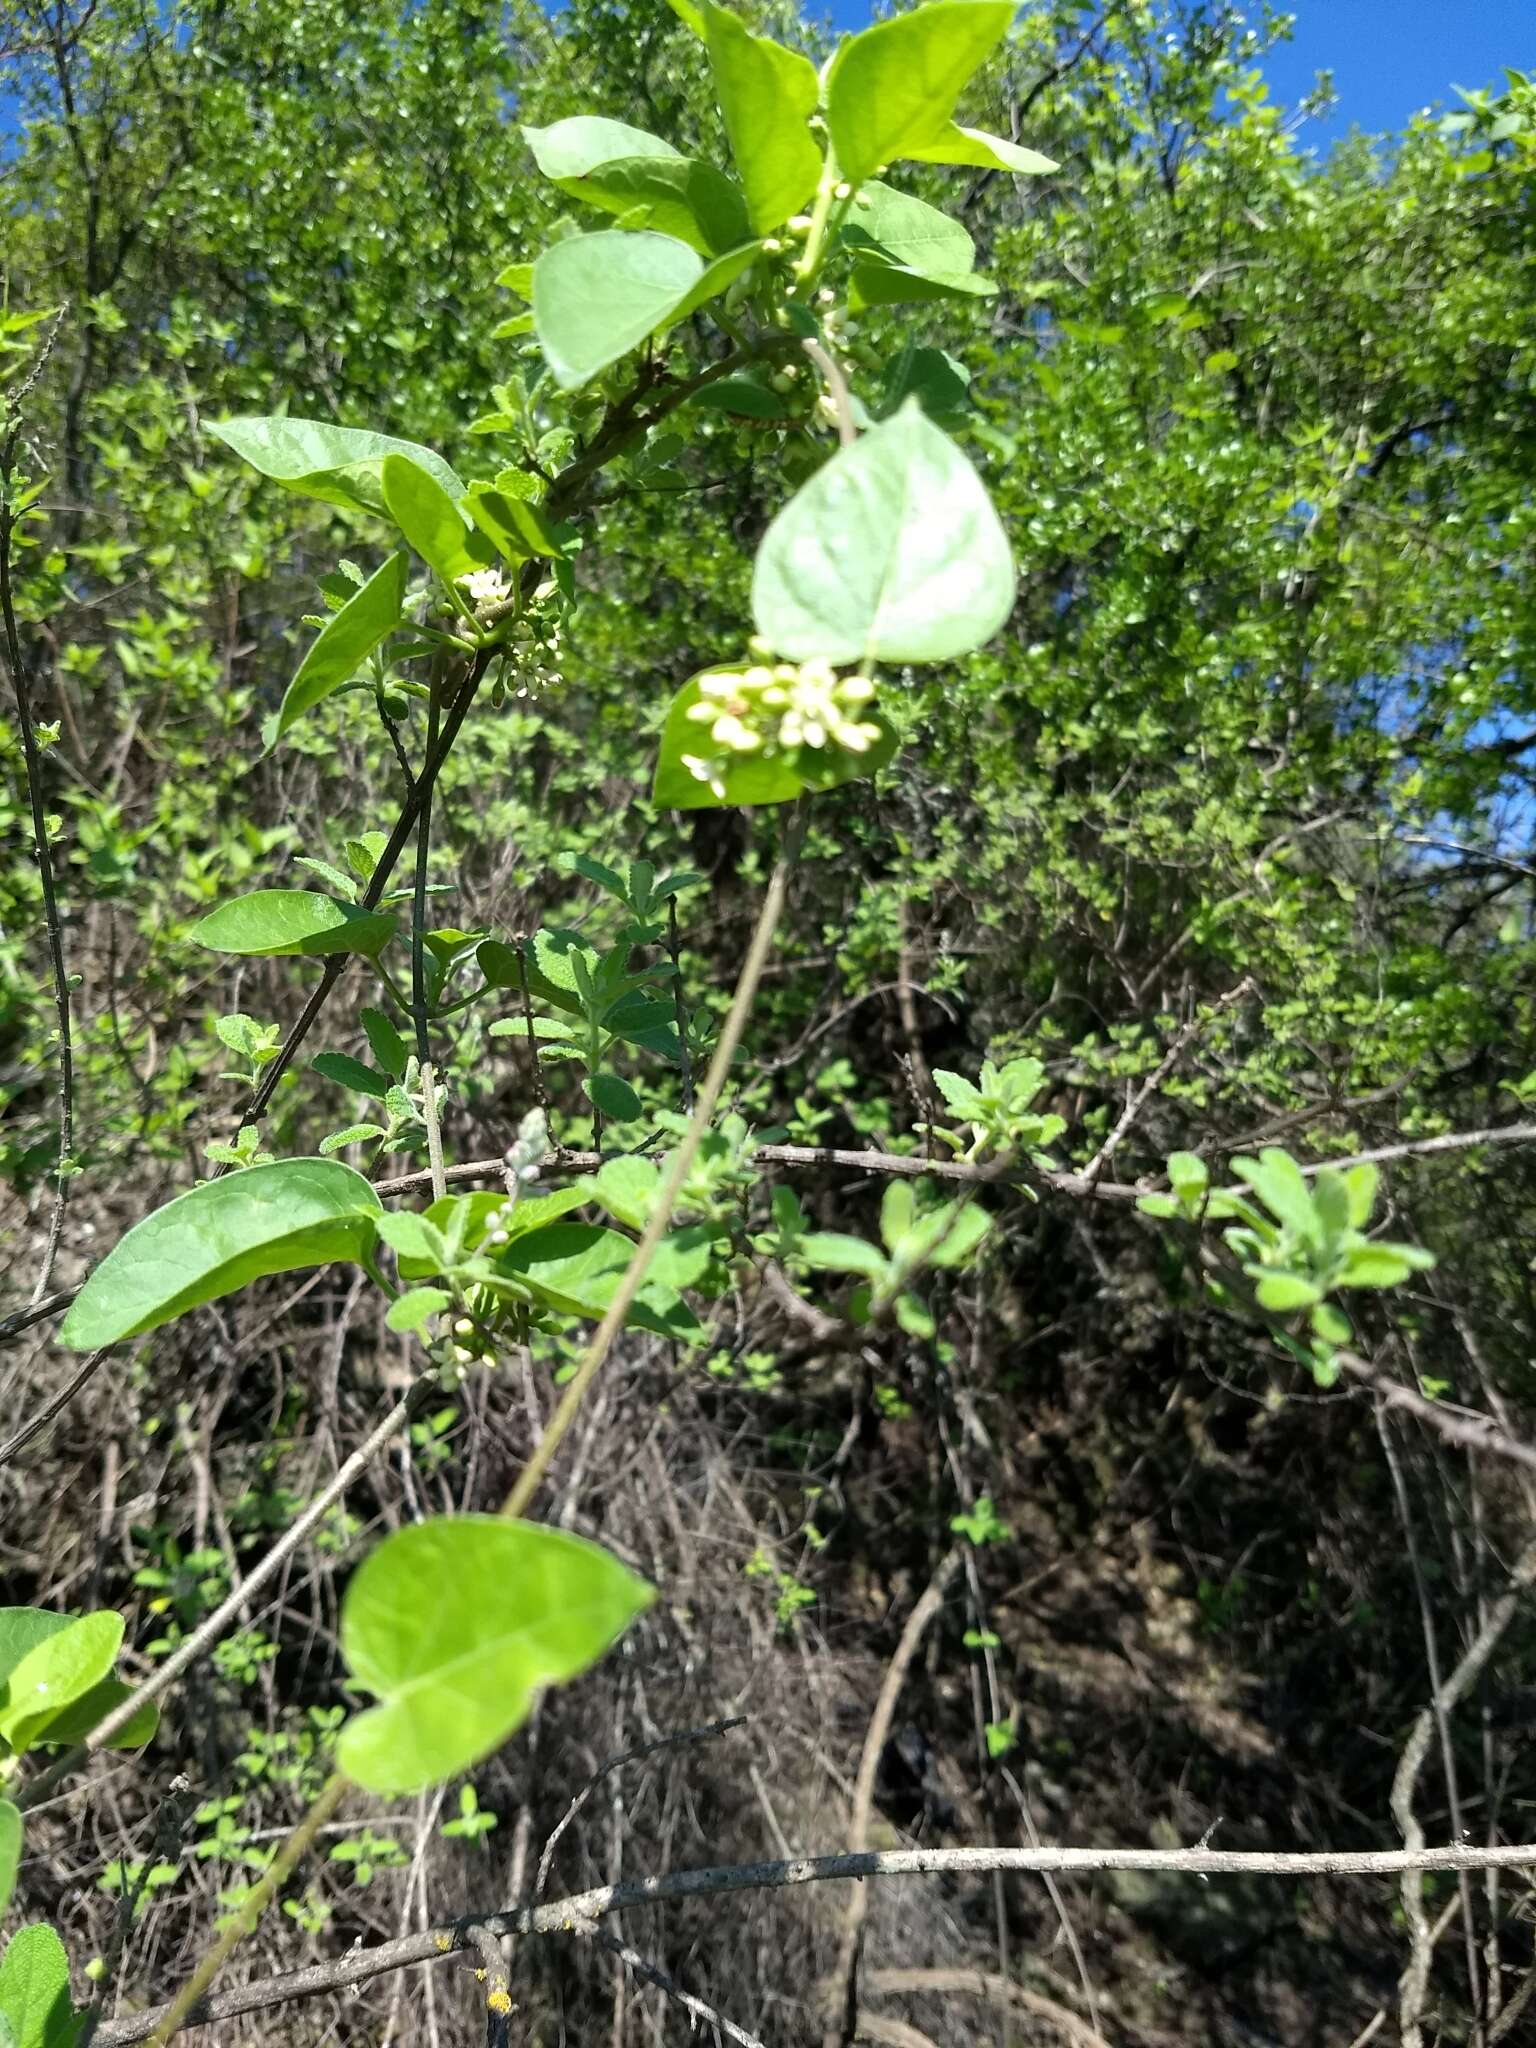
501 805 806 1519
93 1839 1536 2045
99 810 803 2030
412 689 448 1203
144 1772 350 2048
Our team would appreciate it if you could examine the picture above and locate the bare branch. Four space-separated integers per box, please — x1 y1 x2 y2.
92 1840 1536 2045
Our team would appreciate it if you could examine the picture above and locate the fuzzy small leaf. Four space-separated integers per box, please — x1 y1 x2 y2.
0 1922 76 2048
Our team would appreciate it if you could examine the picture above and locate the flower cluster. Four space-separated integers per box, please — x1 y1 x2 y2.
682 658 880 791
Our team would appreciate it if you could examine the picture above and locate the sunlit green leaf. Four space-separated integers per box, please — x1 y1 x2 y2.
190 891 395 959
524 119 749 254
751 400 1015 663
0 1613 121 1754
533 231 703 391
381 455 491 586
59 1159 384 1350
669 0 822 234
267 552 407 748
337 1517 653 1793
824 2 1015 186
208 416 464 517
905 124 1057 175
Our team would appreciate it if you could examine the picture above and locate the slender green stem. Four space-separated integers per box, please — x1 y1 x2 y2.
146 1773 349 2047
501 804 806 1520
794 160 841 285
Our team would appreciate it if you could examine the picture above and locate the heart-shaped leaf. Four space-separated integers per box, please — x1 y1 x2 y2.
824 2 1015 186
60 1159 384 1350
337 1517 653 1794
190 890 395 959
266 552 408 749
751 401 1015 664
533 231 703 390
0 1613 121 1754
209 416 464 517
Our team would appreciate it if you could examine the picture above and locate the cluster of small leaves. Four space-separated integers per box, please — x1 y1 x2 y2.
1140 1148 1435 1383
773 1178 991 1340
923 1057 1066 1169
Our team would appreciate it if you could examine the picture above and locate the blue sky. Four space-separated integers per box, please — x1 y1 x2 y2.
4 2 1531 147
821 1 1534 141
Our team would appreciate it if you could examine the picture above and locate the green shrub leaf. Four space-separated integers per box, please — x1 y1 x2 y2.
0 1613 121 1754
533 231 704 391
267 552 407 747
751 400 1015 663
588 1073 643 1122
905 124 1058 175
208 416 464 516
671 0 821 234
337 1517 653 1793
524 120 749 254
824 2 1015 186
59 1159 384 1350
381 455 491 586
497 1223 703 1339
190 891 395 959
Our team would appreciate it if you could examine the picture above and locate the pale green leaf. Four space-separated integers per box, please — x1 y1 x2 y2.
381 455 491 586
533 231 703 391
824 2 1015 186
0 1614 121 1754
208 416 464 517
59 1159 384 1350
905 124 1058 175
337 1517 653 1794
681 1 822 234
190 891 395 960
751 400 1015 663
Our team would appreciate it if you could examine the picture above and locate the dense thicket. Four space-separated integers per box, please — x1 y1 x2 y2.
3 4 1536 2044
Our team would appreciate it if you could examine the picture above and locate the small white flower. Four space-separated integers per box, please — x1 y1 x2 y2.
459 567 510 607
